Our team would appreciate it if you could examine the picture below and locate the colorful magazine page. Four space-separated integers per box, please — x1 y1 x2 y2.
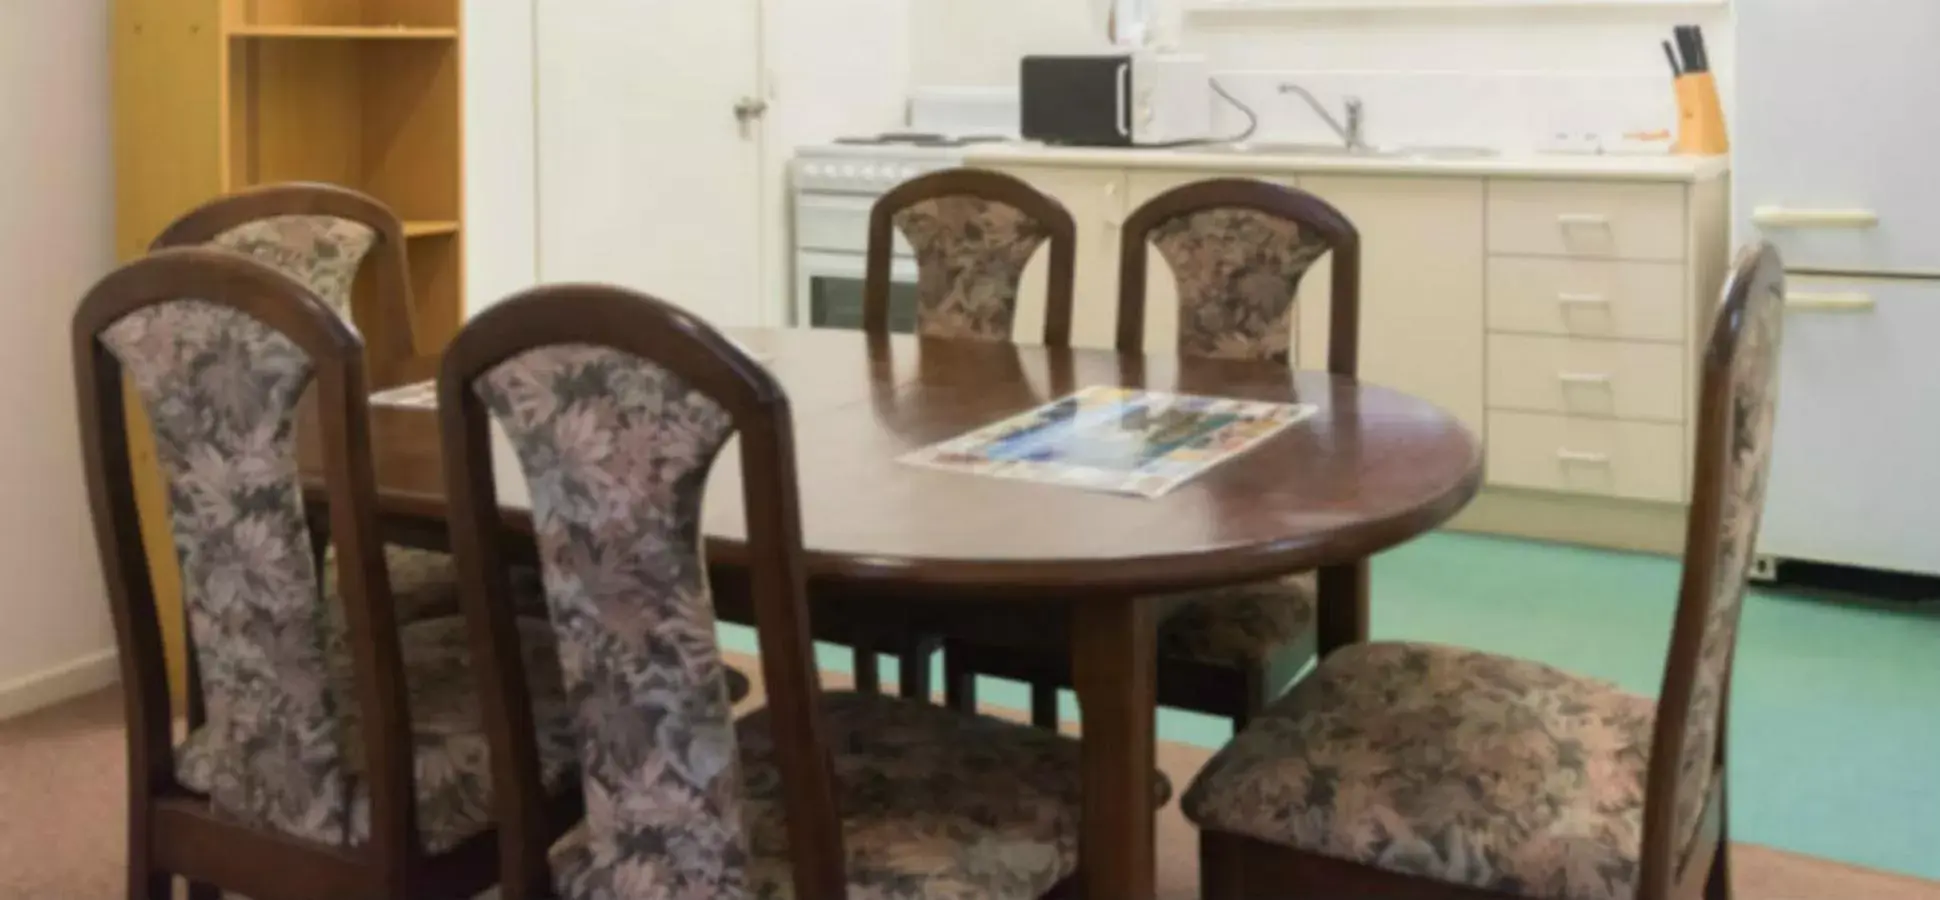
369 379 437 410
899 386 1318 499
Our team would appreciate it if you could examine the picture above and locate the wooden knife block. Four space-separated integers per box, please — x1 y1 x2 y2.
1674 72 1730 156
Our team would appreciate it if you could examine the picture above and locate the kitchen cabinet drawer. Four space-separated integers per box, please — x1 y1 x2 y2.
1488 181 1687 262
1487 335 1685 423
1486 257 1686 343
1487 411 1685 503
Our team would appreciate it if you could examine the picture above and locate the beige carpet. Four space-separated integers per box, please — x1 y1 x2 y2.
4 680 1936 900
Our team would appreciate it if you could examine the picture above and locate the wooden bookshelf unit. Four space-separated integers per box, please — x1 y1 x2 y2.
115 0 464 384
112 0 465 699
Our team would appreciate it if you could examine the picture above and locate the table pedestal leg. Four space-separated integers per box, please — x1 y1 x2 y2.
1070 599 1157 900
1317 560 1370 657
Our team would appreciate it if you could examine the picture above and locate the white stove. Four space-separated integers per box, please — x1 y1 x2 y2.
790 129 1015 330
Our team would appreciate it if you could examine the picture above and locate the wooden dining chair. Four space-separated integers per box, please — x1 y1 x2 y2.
149 181 566 723
74 248 578 900
438 283 1100 900
948 177 1360 729
851 168 1081 701
865 166 1078 344
1181 242 1786 900
151 181 422 386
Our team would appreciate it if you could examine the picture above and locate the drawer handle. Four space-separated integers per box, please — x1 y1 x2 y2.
1556 213 1611 228
1557 372 1613 385
1752 207 1880 229
1557 293 1609 306
1785 291 1875 312
1556 449 1611 465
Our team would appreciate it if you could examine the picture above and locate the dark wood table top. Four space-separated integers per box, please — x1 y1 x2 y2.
325 328 1483 600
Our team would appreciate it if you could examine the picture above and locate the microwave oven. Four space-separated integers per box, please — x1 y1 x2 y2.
1020 52 1213 147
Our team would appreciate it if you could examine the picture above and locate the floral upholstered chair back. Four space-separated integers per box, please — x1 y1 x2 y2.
866 168 1078 345
1650 243 1785 870
442 286 837 899
75 249 383 846
1120 178 1359 369
152 182 416 374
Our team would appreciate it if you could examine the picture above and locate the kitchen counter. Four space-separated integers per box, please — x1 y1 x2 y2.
966 142 1730 183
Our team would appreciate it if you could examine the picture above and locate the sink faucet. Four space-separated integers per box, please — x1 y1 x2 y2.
1277 82 1366 151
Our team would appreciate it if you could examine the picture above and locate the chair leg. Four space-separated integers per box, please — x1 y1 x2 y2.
897 640 935 702
942 644 978 712
1030 680 1059 729
1199 830 1247 900
853 642 881 695
1704 845 1732 900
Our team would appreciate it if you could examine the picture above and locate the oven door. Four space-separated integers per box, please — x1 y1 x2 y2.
795 250 919 333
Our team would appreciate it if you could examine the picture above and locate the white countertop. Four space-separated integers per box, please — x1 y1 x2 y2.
965 142 1729 182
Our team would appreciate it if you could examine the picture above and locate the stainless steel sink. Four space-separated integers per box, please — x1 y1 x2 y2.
1189 142 1501 160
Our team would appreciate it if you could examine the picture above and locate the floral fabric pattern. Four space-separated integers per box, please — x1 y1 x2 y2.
212 215 378 325
178 617 577 853
1182 641 1656 900
1150 208 1332 363
1670 275 1785 857
101 299 350 845
475 344 749 898
1156 574 1316 667
551 691 1087 900
894 197 1052 341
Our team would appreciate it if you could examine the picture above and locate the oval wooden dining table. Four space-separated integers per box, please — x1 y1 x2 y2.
306 327 1484 900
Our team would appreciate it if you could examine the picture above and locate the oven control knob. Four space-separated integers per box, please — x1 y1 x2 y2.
861 164 880 180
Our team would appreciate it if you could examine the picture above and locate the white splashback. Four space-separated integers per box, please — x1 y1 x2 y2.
1208 69 1674 153
907 0 1728 152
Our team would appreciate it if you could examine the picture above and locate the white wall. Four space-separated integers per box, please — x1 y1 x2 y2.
463 0 539 309
0 0 118 717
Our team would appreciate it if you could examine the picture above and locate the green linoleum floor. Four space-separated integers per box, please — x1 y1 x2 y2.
723 531 1940 880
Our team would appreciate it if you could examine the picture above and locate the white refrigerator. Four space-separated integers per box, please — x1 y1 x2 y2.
1736 1 1940 577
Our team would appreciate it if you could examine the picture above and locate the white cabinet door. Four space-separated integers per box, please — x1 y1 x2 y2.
536 0 769 325
1759 275 1940 575
1736 1 1940 274
1125 170 1299 356
984 165 1128 349
1299 176 1488 435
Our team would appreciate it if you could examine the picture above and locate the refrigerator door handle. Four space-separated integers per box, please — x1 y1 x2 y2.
1752 207 1881 229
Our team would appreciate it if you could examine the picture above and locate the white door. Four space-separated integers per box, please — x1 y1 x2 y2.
1736 1 1940 274
535 1 771 326
1759 275 1940 575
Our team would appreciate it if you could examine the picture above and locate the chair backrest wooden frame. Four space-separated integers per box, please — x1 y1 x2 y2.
1118 177 1361 374
151 181 419 385
437 285 843 900
1636 242 1785 900
73 248 437 898
864 167 1078 346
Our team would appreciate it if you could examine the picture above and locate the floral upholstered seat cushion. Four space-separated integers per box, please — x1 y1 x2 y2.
318 543 550 625
1182 641 1656 900
176 617 578 853
550 691 1092 900
1155 573 1316 668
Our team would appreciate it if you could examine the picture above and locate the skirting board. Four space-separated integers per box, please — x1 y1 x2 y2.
1448 487 1688 556
0 649 118 723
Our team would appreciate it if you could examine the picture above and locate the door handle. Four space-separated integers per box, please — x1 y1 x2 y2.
1556 372 1614 386
1752 207 1880 229
1556 293 1609 306
1785 291 1876 312
733 97 770 122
